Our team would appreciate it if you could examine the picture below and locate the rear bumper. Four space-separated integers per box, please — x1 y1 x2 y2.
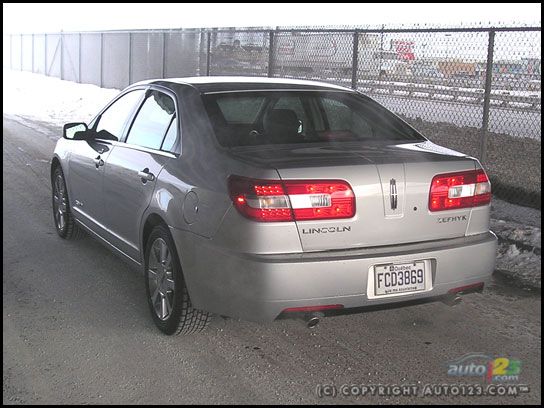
171 229 497 322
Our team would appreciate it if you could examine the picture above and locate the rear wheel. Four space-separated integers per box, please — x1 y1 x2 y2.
52 166 85 240
144 225 211 335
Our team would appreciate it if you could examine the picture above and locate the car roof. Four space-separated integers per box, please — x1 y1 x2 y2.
135 76 355 94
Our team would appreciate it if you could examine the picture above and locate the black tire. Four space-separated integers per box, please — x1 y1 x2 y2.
144 224 212 335
52 165 86 240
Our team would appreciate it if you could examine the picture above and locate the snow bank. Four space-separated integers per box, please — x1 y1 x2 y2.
491 219 541 250
3 69 120 127
491 216 541 289
496 243 541 289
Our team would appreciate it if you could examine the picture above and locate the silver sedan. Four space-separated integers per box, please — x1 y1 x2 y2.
51 77 497 335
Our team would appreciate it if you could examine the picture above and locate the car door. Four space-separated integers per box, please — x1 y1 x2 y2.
102 88 179 261
68 89 145 234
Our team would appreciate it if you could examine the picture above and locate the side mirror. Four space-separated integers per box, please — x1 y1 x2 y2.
63 122 90 140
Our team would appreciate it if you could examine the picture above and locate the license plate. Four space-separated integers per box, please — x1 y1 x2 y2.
374 261 426 296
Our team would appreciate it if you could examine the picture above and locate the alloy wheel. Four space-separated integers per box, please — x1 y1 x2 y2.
147 238 175 321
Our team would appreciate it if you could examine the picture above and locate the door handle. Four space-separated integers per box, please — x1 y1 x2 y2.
93 156 104 168
138 168 155 183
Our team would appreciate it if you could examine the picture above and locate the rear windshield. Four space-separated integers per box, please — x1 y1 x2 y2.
201 91 425 147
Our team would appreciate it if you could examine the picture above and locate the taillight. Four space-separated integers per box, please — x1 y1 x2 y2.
228 176 355 222
429 169 491 212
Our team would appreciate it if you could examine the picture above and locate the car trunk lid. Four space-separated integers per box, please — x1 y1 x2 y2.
231 140 478 251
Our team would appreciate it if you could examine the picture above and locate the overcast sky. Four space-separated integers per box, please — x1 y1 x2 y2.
2 3 542 33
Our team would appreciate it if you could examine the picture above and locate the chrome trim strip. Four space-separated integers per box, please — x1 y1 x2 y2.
94 139 177 158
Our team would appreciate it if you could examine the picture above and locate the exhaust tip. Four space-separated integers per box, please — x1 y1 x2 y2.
442 295 463 307
307 316 320 329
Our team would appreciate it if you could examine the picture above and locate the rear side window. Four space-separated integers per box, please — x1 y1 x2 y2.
161 117 178 152
95 90 145 141
126 90 177 151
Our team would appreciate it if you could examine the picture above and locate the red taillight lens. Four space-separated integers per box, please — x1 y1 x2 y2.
228 176 355 222
284 180 355 220
228 177 292 222
429 169 491 212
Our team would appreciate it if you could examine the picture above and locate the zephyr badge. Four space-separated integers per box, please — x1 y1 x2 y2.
390 178 398 210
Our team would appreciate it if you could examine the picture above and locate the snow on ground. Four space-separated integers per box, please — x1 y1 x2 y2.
495 242 541 289
491 199 541 289
3 69 541 288
490 198 541 289
3 69 120 127
492 221 541 289
491 218 541 250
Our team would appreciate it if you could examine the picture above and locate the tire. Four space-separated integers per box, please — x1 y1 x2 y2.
52 165 86 240
144 225 212 335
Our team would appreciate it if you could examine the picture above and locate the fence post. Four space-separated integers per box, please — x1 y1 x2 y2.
128 32 132 85
9 34 12 69
162 32 166 78
206 31 211 76
60 32 64 80
20 34 23 71
44 33 47 75
100 33 104 87
31 34 34 73
379 24 385 80
480 29 495 164
78 33 82 83
351 30 359 89
198 29 205 75
268 30 275 78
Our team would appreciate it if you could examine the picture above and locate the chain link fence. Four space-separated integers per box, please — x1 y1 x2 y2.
3 25 541 208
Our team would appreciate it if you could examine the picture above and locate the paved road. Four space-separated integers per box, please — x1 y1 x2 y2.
373 95 541 140
2 115 541 404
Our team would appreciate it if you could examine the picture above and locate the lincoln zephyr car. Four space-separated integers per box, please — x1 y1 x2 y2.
51 77 497 335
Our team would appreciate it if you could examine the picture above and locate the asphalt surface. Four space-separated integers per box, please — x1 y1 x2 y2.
373 95 541 140
2 114 542 404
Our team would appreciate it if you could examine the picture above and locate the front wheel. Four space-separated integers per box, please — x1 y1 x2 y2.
52 165 85 240
144 225 212 335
